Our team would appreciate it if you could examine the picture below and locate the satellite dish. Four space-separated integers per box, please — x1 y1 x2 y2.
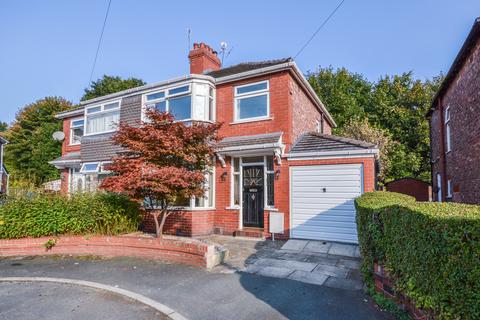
52 131 65 141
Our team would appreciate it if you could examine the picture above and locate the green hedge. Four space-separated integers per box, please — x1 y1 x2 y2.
0 193 142 238
355 192 480 319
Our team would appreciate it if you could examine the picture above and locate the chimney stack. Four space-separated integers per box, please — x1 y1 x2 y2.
188 42 221 74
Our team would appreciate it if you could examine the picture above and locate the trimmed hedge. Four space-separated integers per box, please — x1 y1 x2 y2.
0 193 142 239
356 192 480 319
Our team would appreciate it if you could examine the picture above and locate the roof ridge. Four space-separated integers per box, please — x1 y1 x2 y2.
309 132 377 148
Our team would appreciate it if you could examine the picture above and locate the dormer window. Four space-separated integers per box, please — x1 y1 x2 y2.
143 81 214 122
70 118 84 145
85 101 120 135
234 80 269 122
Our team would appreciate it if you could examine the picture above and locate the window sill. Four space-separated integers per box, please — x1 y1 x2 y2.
264 207 279 211
83 130 117 137
68 143 81 147
226 206 240 210
229 117 273 125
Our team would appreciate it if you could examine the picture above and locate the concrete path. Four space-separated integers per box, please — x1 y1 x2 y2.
207 236 363 290
0 256 393 320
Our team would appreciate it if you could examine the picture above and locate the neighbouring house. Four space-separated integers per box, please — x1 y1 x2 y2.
428 18 480 204
0 137 9 195
50 42 378 243
385 178 431 202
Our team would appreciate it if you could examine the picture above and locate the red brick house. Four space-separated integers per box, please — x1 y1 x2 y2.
50 43 378 243
428 18 480 204
0 137 9 195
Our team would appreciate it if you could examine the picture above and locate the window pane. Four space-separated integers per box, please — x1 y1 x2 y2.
173 194 190 207
208 171 214 207
104 102 120 110
72 127 84 144
236 82 267 95
242 156 264 163
86 114 105 134
267 173 274 206
195 196 205 207
266 156 274 171
169 95 191 120
208 96 214 121
87 106 101 114
168 85 189 95
104 110 120 131
82 163 99 172
72 119 84 127
238 94 267 119
233 158 240 172
146 91 165 101
155 101 167 112
233 175 240 205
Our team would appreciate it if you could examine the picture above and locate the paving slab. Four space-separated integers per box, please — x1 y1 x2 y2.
280 239 308 251
324 277 363 291
313 264 349 278
304 241 332 254
253 258 317 272
354 246 361 258
337 258 361 270
255 266 294 279
328 243 357 257
287 271 328 286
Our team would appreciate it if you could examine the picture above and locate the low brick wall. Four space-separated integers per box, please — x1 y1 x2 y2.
374 262 431 320
0 235 225 269
142 210 215 237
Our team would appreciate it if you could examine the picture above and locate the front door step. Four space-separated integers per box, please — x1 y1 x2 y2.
233 228 265 239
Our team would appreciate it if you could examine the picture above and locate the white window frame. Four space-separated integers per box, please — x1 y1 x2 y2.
192 166 215 210
234 80 270 122
84 100 121 136
69 118 84 145
445 106 451 153
447 179 452 198
143 84 193 122
80 162 101 173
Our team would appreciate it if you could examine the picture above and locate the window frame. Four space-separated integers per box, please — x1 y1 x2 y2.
84 100 121 136
445 106 452 153
447 179 452 199
143 84 193 122
69 118 85 145
233 80 270 122
192 166 215 210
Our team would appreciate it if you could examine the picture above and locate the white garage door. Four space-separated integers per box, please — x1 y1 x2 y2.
290 164 363 243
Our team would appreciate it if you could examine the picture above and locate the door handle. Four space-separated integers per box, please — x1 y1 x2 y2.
322 188 327 193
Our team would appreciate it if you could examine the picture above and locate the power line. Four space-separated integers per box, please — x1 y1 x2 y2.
294 0 346 59
88 0 113 84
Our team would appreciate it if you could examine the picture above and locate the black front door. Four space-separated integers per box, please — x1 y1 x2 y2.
242 166 264 228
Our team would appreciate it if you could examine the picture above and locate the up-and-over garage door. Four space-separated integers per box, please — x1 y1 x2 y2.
290 164 363 243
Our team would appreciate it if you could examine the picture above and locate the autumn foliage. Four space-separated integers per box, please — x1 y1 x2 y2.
100 109 221 237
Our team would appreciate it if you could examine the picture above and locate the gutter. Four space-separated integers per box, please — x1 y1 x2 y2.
285 148 380 158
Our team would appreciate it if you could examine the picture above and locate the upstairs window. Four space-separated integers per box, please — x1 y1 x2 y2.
70 118 84 145
234 81 269 121
445 107 451 153
145 85 192 121
85 101 120 135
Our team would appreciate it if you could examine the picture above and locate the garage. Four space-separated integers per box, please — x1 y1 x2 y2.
290 164 363 243
286 133 379 244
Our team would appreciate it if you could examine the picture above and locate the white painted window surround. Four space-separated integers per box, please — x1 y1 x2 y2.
445 106 451 153
69 118 84 145
447 179 452 199
234 80 270 122
84 101 121 136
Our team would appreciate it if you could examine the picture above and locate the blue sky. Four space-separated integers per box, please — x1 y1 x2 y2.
1 0 478 123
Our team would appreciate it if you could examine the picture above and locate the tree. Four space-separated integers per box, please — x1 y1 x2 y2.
4 97 73 185
308 67 443 182
82 75 146 101
100 110 221 237
0 122 7 132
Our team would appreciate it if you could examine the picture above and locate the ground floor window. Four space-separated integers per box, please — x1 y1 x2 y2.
230 155 275 208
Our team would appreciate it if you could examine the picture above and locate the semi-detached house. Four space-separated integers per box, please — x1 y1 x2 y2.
50 43 378 243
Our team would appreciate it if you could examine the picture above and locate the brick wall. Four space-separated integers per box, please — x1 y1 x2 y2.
431 39 480 204
61 117 81 155
385 178 431 202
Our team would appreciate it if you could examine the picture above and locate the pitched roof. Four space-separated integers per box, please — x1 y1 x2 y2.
217 132 282 149
0 136 8 144
290 132 377 154
206 58 292 78
428 17 480 116
50 151 81 163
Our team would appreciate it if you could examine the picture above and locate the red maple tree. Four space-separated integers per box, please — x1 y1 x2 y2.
100 109 221 237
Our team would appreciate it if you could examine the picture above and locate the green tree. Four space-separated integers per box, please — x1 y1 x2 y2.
82 75 145 101
0 122 7 132
4 97 73 185
308 67 443 183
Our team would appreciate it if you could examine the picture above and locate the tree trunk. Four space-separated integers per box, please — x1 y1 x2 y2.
150 210 161 238
158 210 171 239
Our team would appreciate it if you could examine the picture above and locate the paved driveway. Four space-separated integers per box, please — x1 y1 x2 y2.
0 255 393 320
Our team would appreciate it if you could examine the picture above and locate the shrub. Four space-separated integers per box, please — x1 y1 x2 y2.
0 192 142 239
355 192 480 319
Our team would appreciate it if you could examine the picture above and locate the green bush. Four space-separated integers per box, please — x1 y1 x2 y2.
0 192 142 238
356 192 480 319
